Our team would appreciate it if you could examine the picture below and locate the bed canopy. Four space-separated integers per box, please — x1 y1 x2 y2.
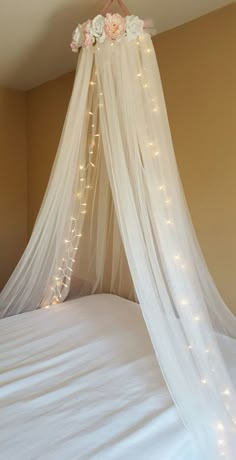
0 1 235 458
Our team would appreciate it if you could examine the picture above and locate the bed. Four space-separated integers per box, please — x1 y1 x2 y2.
0 294 235 460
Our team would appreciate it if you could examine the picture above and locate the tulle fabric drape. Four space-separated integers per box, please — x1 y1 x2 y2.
95 36 236 459
0 34 235 459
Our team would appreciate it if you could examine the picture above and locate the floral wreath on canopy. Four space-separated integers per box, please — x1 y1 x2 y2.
70 14 144 51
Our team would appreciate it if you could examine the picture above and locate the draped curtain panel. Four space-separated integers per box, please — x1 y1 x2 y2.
0 30 235 459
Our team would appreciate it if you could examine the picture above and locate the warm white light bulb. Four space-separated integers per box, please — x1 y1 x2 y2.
174 254 180 261
223 389 230 396
217 423 224 431
180 298 188 305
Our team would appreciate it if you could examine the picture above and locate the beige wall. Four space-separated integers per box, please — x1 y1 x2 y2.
3 5 235 313
27 72 75 232
0 88 28 289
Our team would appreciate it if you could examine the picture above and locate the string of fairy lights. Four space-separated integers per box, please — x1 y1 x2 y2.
45 72 100 307
44 35 235 458
138 37 235 458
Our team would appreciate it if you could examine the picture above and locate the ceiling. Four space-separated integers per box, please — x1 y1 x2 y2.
0 0 232 91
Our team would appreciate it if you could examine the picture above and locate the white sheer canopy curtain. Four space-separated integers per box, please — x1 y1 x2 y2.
0 50 94 316
95 35 236 459
0 21 235 460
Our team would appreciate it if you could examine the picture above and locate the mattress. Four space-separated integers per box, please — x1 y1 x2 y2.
0 294 235 460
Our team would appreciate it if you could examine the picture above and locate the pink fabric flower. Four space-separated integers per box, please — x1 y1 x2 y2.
82 33 94 48
81 20 95 48
82 20 92 33
104 13 126 40
70 40 79 53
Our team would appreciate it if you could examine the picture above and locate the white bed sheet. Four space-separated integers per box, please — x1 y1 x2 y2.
0 294 235 460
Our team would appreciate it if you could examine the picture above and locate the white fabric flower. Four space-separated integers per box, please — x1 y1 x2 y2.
72 25 82 46
126 15 144 41
90 15 106 43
